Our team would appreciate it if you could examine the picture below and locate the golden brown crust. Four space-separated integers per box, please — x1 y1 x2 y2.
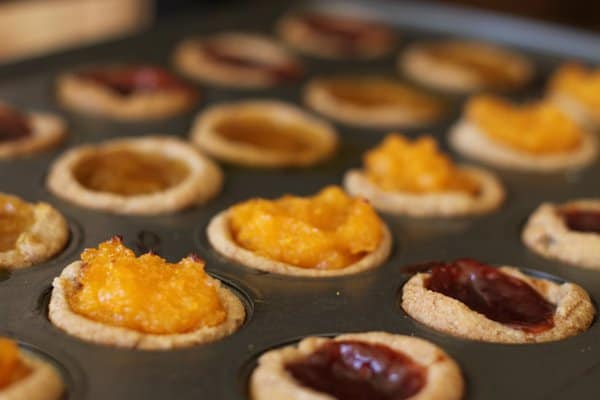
250 331 464 400
523 200 600 269
48 261 245 350
402 267 595 343
46 136 223 215
0 352 64 400
206 208 392 277
0 111 67 160
190 100 338 168
449 118 598 172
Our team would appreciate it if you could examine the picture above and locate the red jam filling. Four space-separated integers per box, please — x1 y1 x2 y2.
285 340 426 400
423 259 555 333
560 209 600 234
300 14 376 42
0 106 31 143
78 65 190 96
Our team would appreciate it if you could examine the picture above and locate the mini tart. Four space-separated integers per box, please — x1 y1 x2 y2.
250 332 464 400
400 40 533 92
402 261 594 343
0 339 64 400
0 103 66 160
46 136 222 215
173 32 303 88
190 100 338 168
277 11 395 59
207 186 392 277
304 76 444 128
48 238 245 350
449 95 598 172
56 64 198 120
0 193 69 270
343 134 504 217
523 199 600 270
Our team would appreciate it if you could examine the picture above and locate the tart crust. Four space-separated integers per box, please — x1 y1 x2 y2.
449 118 598 171
0 198 69 270
0 351 64 400
46 136 223 215
48 261 245 350
343 165 504 217
523 200 600 270
207 208 392 277
0 110 66 160
250 331 464 400
402 267 594 343
190 100 338 167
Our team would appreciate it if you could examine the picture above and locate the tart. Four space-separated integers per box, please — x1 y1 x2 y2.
48 237 245 350
46 136 222 215
523 199 600 270
190 100 338 168
56 64 198 120
304 76 444 128
207 186 392 277
0 103 67 160
277 11 395 59
173 32 303 88
401 259 594 343
400 40 533 92
250 331 464 400
449 95 598 172
344 134 504 217
0 193 69 270
0 338 64 400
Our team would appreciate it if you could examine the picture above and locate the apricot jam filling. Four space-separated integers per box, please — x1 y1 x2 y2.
0 338 31 389
551 64 600 113
0 105 31 143
467 96 582 154
73 149 189 196
364 134 479 195
0 194 35 253
66 237 226 334
229 186 383 269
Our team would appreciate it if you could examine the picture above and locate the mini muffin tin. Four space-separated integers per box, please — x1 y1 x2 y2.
1 1 600 399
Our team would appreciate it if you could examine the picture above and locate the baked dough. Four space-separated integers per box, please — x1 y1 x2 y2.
0 351 64 400
48 260 245 350
400 40 533 92
344 165 504 217
250 332 464 400
207 208 391 277
402 266 594 343
190 100 338 167
523 200 600 269
173 32 302 88
46 136 222 215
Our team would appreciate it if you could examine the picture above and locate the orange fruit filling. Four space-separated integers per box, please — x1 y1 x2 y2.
66 237 226 334
0 338 31 389
0 194 35 252
73 149 189 196
467 95 582 154
364 134 479 195
229 186 383 270
550 63 600 113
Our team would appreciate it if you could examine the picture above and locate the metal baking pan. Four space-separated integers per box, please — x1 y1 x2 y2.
1 0 599 399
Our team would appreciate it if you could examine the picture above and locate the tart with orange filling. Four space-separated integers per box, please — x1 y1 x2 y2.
48 237 245 349
304 76 444 128
400 40 533 92
0 193 68 269
207 186 391 277
46 136 222 215
190 100 338 167
344 134 504 217
449 95 598 171
57 64 198 120
0 338 64 400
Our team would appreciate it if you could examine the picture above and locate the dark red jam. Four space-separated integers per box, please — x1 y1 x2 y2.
78 65 190 96
0 105 31 143
423 259 555 333
285 340 426 400
560 209 600 234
